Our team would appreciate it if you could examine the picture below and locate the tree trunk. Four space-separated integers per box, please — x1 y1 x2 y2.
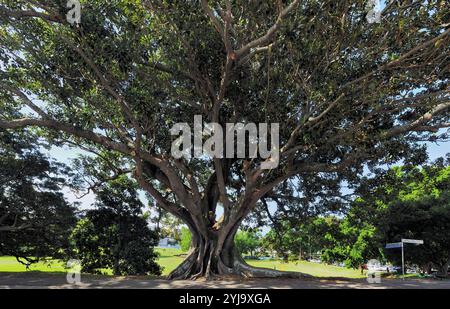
436 261 449 278
167 225 312 280
421 262 432 275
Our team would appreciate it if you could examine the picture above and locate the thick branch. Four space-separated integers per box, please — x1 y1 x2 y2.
386 101 450 137
0 118 131 154
341 28 450 89
235 0 300 58
0 7 62 23
2 85 49 119
0 224 32 232
201 0 224 37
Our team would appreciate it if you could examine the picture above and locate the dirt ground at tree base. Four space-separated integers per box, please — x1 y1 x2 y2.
0 272 449 289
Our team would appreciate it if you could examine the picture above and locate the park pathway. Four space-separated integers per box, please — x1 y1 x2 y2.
0 273 449 289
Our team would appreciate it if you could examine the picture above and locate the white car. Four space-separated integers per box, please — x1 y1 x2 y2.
367 261 391 272
368 265 387 272
387 265 401 273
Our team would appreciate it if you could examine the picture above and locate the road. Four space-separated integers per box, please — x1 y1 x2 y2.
1 273 449 289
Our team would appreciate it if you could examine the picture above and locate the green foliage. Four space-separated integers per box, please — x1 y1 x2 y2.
69 177 161 276
0 129 76 264
350 158 450 275
284 159 450 272
380 188 450 276
153 210 184 242
262 220 321 261
262 210 381 268
235 230 261 256
318 216 381 269
180 227 192 252
0 0 447 215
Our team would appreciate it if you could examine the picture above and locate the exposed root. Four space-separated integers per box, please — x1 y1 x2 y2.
167 249 198 280
168 251 312 280
190 271 205 281
167 231 312 281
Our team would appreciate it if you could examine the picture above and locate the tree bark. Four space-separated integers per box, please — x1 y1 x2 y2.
421 262 433 275
137 161 313 280
436 261 449 278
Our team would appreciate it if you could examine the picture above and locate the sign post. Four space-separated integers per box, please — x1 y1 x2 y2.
385 242 402 249
385 239 424 279
401 239 424 245
401 242 405 277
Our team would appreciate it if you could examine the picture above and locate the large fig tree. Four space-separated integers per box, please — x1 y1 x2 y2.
0 0 449 279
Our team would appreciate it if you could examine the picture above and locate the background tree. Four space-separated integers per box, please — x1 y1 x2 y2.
69 177 161 276
355 158 450 276
234 229 261 257
315 215 381 271
262 222 311 262
0 129 76 265
0 0 448 279
332 159 450 278
180 226 192 252
259 158 450 275
381 194 450 277
152 208 184 243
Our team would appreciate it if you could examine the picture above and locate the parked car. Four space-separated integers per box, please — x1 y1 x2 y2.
387 265 401 273
243 255 260 260
258 256 272 261
407 267 420 274
367 260 384 272
368 260 397 273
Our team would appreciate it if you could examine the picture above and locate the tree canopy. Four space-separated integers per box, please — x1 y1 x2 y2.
0 0 448 279
0 129 76 264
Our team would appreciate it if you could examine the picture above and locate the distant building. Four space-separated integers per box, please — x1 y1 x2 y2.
157 237 180 249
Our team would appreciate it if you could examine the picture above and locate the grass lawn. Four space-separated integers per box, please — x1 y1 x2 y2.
0 248 367 278
247 259 365 278
156 248 186 276
0 248 186 276
0 256 67 274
